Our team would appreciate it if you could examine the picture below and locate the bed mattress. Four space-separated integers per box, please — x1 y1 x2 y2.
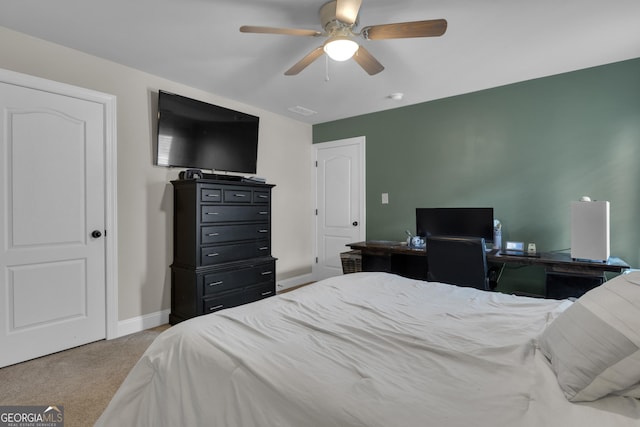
96 272 640 426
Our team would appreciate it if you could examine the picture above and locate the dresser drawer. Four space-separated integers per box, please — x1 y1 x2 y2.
201 224 270 245
223 189 252 203
253 190 270 204
200 187 222 203
245 283 276 303
200 241 270 266
203 290 244 314
201 205 270 223
201 270 240 295
201 262 275 296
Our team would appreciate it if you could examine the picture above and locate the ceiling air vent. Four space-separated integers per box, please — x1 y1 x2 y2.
288 105 317 116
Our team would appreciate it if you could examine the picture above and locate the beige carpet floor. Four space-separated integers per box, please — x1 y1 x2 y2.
0 324 170 427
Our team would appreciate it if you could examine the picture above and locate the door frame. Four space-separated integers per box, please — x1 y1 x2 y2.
312 136 366 280
0 68 119 340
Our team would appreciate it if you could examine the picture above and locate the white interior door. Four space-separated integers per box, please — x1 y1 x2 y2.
313 137 365 281
0 77 108 367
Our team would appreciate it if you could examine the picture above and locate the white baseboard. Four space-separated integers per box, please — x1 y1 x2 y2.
115 275 314 338
276 273 314 292
116 309 170 338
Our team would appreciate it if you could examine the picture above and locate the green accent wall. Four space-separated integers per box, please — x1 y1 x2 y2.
313 58 640 295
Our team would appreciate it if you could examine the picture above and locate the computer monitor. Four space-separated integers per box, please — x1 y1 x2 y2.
416 208 494 243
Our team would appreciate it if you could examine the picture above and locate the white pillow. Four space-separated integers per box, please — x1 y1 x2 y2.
538 271 640 402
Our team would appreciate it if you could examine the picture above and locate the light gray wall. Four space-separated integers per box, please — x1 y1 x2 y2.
0 26 314 322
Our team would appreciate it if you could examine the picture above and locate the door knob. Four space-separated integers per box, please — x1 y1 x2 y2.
352 221 359 226
91 230 103 238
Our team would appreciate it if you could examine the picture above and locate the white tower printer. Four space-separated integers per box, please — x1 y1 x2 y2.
570 197 610 262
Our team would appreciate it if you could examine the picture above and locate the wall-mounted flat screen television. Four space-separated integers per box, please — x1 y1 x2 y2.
416 207 494 243
155 90 259 174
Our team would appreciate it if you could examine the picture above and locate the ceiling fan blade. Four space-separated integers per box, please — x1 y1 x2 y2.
352 46 384 76
335 0 362 25
240 25 323 37
284 47 325 76
362 19 447 40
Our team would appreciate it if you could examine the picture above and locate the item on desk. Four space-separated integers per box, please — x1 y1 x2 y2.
506 241 524 252
410 236 425 248
501 241 541 258
493 219 502 251
571 198 610 262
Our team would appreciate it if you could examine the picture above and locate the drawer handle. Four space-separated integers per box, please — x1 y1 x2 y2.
258 195 268 199
207 253 220 257
259 247 269 251
206 212 219 215
206 194 220 198
207 232 220 237
258 229 268 233
259 211 268 215
209 304 224 311
208 281 223 287
261 271 273 275
261 291 273 296
234 193 247 197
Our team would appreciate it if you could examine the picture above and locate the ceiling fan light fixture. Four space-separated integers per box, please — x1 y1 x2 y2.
323 36 359 61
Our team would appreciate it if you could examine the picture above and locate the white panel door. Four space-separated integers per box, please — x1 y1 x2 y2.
313 137 365 281
0 80 106 367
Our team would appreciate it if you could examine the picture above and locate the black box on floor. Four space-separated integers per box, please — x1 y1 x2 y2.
545 272 603 300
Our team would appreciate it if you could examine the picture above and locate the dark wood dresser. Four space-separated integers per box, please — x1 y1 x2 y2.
169 178 276 324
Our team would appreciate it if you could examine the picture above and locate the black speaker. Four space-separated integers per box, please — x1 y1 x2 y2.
179 169 203 180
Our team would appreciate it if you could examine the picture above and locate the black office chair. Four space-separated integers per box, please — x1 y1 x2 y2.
426 235 490 291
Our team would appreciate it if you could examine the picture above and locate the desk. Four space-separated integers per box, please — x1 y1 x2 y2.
347 241 630 298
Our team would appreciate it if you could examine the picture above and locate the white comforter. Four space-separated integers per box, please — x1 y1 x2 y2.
96 272 640 427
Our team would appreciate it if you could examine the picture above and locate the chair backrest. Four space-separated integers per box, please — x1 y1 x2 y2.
426 235 490 290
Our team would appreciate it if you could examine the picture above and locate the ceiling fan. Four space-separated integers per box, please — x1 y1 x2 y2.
240 0 447 76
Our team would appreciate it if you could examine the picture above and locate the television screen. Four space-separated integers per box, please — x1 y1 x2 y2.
416 207 494 243
156 90 259 174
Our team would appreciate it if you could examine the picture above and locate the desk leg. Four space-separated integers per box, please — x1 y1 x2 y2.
488 263 504 290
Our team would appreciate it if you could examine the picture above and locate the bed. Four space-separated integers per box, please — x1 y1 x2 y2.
96 271 640 427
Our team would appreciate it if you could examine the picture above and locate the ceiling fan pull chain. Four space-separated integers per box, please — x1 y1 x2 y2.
325 55 330 82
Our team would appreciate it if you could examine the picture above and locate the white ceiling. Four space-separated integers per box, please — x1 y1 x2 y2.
1 0 639 124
